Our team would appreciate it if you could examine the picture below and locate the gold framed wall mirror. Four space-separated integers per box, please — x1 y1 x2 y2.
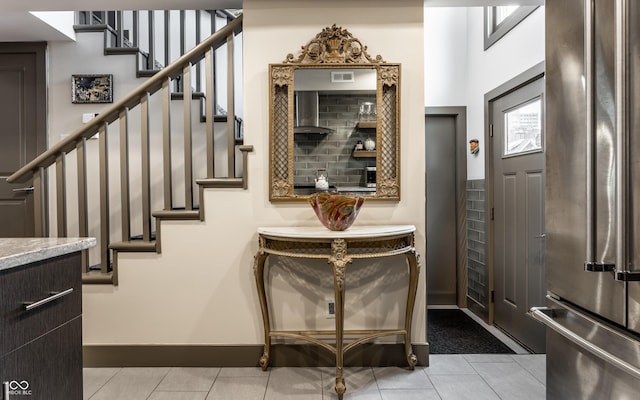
268 24 401 201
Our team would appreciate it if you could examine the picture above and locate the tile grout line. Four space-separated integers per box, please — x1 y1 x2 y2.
206 366 223 397
466 359 509 400
423 370 445 400
86 367 122 400
145 367 172 400
510 356 546 387
262 367 271 400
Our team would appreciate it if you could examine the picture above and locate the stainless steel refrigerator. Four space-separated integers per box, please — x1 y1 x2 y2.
529 0 640 398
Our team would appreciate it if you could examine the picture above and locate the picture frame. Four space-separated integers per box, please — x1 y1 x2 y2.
71 74 113 104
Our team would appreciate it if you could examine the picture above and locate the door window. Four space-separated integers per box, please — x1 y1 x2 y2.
503 97 543 157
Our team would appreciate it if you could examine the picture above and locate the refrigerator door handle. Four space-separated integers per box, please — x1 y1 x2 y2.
614 0 629 283
583 0 618 275
584 261 616 273
614 271 640 281
585 0 596 266
584 0 636 282
584 263 640 280
529 306 640 380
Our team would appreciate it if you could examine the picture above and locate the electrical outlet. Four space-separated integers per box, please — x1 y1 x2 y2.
325 299 335 319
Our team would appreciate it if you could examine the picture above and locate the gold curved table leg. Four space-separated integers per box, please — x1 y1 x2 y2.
253 251 271 370
253 230 421 395
330 238 350 400
335 367 346 399
404 249 420 368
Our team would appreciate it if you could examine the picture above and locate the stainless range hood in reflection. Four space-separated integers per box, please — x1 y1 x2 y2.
294 91 334 134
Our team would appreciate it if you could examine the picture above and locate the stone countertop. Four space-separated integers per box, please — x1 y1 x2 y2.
0 237 96 271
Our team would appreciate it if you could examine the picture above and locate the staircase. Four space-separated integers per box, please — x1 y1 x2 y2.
6 10 252 285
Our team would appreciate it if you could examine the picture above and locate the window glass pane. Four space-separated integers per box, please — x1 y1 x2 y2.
484 5 539 50
495 6 519 26
504 98 543 156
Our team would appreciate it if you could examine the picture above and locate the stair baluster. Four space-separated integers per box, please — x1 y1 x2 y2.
162 78 173 211
119 109 131 242
98 122 111 273
76 138 89 273
6 14 248 285
56 154 67 237
140 92 152 243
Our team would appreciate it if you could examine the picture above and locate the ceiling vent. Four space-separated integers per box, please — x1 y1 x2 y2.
331 71 355 83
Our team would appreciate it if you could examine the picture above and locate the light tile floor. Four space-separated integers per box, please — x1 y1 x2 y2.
83 354 546 400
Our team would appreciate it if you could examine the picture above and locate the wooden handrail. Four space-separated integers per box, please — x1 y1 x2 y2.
7 12 250 283
7 15 243 184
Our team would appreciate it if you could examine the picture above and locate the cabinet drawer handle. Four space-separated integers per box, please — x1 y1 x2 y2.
23 288 74 311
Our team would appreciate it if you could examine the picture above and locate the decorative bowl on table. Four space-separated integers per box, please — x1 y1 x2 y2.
308 192 365 231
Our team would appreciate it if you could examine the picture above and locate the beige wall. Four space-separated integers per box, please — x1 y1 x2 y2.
82 0 426 347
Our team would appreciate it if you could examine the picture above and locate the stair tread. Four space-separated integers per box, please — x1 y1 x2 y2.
74 24 109 33
152 209 201 220
137 69 161 77
110 240 157 252
197 177 244 188
82 271 114 285
105 47 140 55
170 92 206 100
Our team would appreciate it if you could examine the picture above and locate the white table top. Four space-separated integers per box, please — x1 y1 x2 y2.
257 225 415 240
0 237 96 271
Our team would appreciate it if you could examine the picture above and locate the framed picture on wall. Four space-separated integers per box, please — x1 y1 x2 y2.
71 74 113 104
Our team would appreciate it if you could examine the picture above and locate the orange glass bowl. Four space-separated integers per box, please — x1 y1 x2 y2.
308 192 365 231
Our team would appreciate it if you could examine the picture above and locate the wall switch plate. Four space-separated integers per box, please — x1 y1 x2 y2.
82 112 99 123
326 299 335 319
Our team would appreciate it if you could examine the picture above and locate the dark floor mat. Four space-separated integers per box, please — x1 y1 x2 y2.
428 309 515 354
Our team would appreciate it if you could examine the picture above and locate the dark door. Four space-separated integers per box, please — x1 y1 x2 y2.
425 107 467 307
0 43 47 237
491 76 546 352
426 115 457 304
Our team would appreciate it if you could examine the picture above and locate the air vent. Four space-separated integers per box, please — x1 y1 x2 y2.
331 71 355 83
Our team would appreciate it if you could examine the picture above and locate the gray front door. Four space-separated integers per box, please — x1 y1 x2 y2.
491 76 546 352
0 43 47 237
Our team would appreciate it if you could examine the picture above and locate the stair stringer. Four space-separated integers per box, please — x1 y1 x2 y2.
82 187 264 347
77 91 241 285
75 20 166 78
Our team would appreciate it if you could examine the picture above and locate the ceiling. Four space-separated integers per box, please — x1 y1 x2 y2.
0 0 242 42
1 0 542 42
425 0 543 5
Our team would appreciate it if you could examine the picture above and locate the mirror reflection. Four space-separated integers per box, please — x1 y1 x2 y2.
293 68 377 196
268 24 400 201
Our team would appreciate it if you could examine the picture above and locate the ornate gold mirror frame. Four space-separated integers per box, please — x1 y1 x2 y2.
269 24 401 201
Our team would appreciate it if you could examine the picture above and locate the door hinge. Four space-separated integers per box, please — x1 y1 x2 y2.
490 124 494 137
491 207 495 220
490 290 495 303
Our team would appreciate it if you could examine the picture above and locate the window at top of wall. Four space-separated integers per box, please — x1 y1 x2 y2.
484 5 541 50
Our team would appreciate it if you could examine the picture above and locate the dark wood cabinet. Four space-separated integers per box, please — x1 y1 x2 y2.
1 252 82 400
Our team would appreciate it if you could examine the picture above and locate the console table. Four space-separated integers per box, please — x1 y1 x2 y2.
253 225 420 399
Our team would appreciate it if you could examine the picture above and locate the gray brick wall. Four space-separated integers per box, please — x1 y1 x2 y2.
466 179 487 307
294 93 376 187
